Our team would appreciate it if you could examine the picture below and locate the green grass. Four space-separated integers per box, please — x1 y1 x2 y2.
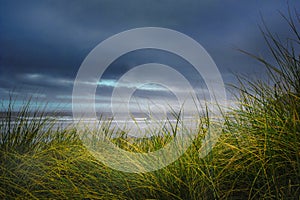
1 11 299 199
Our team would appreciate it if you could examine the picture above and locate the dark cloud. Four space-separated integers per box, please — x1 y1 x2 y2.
1 0 299 111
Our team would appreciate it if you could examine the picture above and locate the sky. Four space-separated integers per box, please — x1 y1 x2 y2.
0 0 299 115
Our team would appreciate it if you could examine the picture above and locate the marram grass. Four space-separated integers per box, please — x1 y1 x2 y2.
1 11 300 200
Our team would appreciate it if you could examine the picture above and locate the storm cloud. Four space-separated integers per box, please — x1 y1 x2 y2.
0 0 299 112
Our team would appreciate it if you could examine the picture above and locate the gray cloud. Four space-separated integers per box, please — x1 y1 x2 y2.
1 0 299 112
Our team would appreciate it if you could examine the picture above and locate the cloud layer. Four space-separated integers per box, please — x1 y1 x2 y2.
1 0 299 112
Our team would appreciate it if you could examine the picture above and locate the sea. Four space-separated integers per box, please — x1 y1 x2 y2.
0 112 201 138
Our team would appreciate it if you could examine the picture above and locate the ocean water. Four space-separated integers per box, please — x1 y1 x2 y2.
1 114 201 138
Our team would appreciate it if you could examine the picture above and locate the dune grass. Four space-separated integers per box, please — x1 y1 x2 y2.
1 11 299 199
